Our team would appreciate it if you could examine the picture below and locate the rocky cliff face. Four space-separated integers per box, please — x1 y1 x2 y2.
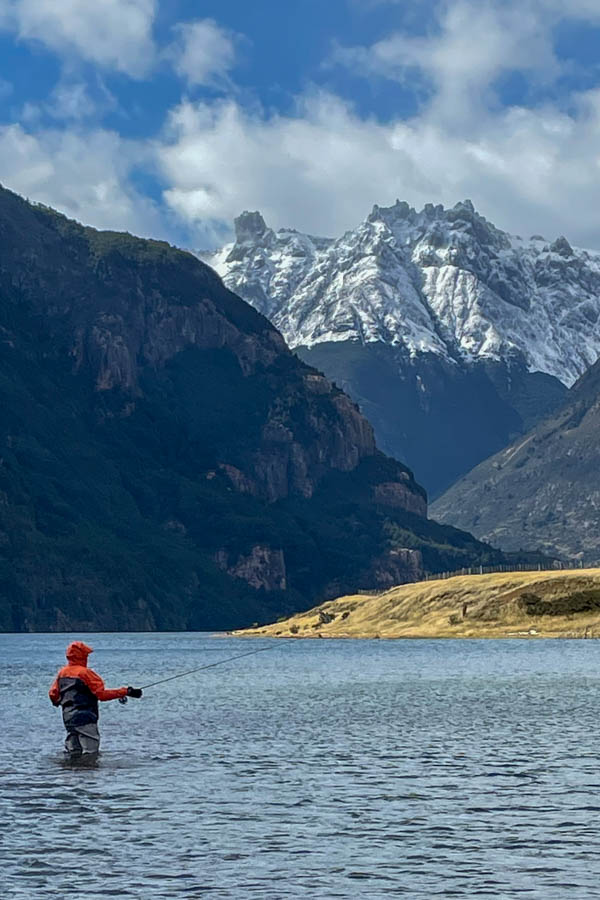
431 360 600 563
202 201 600 494
374 481 427 517
0 185 499 633
0 188 377 507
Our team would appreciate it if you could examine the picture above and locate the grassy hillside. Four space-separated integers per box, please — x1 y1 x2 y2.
236 569 600 638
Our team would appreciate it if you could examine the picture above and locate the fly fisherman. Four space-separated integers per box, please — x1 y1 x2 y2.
49 641 142 756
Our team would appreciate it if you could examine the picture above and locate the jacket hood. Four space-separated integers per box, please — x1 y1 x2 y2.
65 641 93 665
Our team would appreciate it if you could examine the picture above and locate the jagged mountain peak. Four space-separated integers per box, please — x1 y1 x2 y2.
368 198 415 223
201 199 600 388
368 197 494 235
549 236 574 258
234 210 269 242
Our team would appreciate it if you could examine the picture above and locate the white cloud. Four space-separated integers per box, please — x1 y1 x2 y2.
334 1 561 127
0 123 163 236
515 0 600 18
367 0 600 15
154 81 600 250
5 0 600 255
0 0 156 77
157 95 410 240
150 0 600 250
49 82 101 120
169 19 238 87
19 78 117 123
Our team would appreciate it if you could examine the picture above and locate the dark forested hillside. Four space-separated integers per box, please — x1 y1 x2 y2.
0 186 502 631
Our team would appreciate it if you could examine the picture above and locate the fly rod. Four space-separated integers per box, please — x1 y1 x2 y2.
139 641 292 691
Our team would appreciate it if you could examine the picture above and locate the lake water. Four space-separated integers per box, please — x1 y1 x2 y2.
2 634 600 898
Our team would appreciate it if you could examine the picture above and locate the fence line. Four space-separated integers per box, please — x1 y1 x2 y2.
422 560 586 582
353 561 590 596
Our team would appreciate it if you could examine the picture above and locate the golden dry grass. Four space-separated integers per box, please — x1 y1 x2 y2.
235 569 600 639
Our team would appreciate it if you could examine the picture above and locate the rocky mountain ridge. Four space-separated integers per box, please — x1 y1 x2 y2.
203 200 600 387
431 358 600 563
201 200 600 494
0 185 498 632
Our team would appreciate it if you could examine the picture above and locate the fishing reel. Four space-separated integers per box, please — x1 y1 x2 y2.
118 696 128 705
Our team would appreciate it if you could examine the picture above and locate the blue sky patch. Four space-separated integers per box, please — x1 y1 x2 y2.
2 0 600 249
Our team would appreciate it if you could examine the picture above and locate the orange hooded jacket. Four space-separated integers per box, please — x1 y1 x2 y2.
49 641 127 713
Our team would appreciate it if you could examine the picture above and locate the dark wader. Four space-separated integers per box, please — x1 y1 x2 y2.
65 723 101 756
59 677 101 756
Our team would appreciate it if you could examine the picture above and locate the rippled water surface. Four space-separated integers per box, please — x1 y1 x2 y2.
3 635 600 898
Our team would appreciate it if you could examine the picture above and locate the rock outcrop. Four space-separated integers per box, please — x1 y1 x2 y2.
216 545 287 592
374 481 427 517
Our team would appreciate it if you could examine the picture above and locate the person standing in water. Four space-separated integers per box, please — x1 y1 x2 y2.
49 641 142 756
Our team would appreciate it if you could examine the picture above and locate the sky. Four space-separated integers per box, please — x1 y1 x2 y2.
2 0 600 248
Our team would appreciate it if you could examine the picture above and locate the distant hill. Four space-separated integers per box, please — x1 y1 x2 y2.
0 185 502 632
202 200 600 496
236 570 600 639
431 359 600 562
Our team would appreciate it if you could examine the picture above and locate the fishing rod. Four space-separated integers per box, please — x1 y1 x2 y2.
137 641 293 693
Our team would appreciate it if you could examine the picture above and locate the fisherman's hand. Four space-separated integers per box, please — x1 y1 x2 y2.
127 687 143 698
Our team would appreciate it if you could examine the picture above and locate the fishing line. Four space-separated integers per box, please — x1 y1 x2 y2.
139 640 294 691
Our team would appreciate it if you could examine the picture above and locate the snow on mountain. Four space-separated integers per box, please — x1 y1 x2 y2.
202 200 600 387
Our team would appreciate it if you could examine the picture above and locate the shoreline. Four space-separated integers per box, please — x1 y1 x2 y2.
234 569 600 640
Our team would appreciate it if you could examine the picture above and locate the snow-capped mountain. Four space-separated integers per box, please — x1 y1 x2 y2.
203 200 600 386
201 200 600 496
